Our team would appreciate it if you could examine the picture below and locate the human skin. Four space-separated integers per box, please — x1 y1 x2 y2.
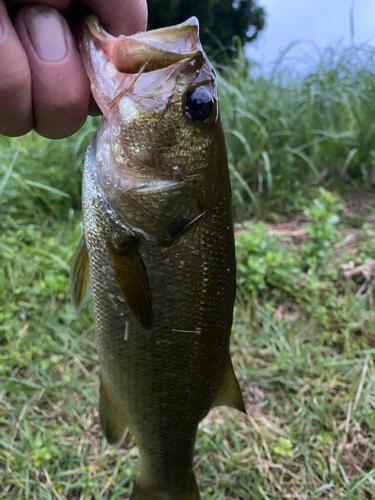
0 0 148 139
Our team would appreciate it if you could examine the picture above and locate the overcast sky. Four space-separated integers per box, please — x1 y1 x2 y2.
246 0 375 72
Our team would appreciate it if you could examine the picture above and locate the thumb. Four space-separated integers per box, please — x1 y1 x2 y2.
81 0 147 36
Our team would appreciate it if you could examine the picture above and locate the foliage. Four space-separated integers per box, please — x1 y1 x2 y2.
0 119 97 221
236 186 375 350
218 42 375 218
236 221 304 297
236 188 341 301
147 0 265 57
303 187 343 264
273 437 294 458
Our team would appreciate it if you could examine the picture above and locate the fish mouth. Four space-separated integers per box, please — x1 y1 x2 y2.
80 16 213 118
84 16 203 74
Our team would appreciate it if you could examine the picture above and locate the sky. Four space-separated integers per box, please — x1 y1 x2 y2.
246 0 375 72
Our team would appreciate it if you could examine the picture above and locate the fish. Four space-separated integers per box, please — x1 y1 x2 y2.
70 15 246 500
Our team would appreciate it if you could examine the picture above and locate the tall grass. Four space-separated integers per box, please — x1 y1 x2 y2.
0 119 98 223
217 42 375 218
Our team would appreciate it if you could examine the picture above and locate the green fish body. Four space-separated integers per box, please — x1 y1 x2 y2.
71 16 245 500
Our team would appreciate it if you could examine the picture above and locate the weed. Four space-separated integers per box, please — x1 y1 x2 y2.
218 42 375 218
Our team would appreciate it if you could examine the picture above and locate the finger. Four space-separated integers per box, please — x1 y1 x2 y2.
88 93 101 116
15 5 90 139
11 0 71 10
0 0 32 136
83 0 148 36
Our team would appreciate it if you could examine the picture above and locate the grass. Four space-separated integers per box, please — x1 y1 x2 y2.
217 42 375 219
2 42 375 499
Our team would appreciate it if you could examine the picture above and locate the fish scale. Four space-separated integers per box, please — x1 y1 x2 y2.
70 16 246 500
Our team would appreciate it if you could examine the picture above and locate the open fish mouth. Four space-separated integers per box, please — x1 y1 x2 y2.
80 16 213 119
84 15 204 74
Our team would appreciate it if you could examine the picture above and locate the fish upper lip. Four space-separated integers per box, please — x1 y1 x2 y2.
84 15 203 75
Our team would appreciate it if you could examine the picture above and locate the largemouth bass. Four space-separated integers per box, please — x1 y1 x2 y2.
70 16 245 500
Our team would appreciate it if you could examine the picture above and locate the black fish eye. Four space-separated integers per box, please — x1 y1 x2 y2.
184 87 214 122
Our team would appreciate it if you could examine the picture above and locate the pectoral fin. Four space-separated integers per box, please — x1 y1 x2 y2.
212 355 246 413
70 235 91 313
99 380 131 445
108 241 153 328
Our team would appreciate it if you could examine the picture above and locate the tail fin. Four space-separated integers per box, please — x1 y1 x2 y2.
130 474 200 500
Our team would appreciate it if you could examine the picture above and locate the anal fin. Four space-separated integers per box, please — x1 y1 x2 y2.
99 380 131 445
108 240 153 328
212 355 246 414
70 235 91 313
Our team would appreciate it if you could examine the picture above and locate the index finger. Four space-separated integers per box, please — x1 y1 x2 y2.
83 0 148 36
11 0 71 8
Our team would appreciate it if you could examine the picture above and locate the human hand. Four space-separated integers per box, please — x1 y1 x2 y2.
0 0 148 139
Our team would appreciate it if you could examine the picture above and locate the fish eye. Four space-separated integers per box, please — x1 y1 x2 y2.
184 87 214 122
